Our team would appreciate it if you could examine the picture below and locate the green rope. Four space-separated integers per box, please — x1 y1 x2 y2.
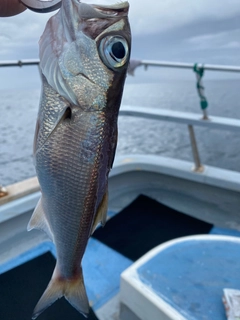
193 63 208 110
193 63 204 77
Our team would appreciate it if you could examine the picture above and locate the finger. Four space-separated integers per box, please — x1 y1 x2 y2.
0 0 26 17
21 0 61 13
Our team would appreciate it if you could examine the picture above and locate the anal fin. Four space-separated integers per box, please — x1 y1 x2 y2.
91 191 108 235
27 198 53 242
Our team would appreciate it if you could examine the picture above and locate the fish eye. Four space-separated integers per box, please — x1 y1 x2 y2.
99 36 129 70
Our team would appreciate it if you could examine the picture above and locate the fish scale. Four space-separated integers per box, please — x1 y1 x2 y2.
28 1 131 318
37 100 106 273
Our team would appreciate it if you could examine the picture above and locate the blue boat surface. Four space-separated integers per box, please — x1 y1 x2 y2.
121 233 240 320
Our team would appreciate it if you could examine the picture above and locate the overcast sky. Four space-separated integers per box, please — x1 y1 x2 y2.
1 0 240 88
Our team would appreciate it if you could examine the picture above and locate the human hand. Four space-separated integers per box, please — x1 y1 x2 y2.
0 0 26 17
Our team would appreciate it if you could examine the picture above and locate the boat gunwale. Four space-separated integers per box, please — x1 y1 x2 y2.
1 154 240 223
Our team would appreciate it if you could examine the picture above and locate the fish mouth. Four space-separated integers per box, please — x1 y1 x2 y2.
77 1 129 19
93 1 129 14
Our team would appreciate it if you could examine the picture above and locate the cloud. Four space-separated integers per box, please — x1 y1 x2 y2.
223 41 240 49
186 29 240 50
0 10 51 59
1 0 240 61
128 0 240 36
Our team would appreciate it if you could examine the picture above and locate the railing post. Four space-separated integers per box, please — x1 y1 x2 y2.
188 125 204 172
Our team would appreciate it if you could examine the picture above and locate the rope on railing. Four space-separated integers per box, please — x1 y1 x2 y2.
193 63 209 120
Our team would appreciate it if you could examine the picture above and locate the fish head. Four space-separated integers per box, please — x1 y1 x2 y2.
39 0 131 112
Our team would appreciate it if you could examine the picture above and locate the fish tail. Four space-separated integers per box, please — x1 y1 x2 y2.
64 267 89 317
32 266 89 319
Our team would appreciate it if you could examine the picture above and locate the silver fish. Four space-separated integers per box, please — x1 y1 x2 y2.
28 1 131 318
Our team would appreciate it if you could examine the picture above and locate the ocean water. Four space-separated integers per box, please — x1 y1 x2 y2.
1 71 240 186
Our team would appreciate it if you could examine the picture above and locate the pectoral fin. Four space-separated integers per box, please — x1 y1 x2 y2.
27 198 53 242
91 191 108 235
35 88 71 156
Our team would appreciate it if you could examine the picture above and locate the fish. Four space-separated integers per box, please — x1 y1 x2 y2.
28 0 131 318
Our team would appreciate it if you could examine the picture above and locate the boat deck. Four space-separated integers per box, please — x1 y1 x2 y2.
1 195 239 320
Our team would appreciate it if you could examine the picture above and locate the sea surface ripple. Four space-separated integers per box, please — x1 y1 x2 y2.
1 76 240 186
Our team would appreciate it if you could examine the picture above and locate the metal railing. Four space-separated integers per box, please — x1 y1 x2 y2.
0 59 40 67
1 59 240 196
2 59 240 72
119 106 240 172
127 60 240 172
137 60 240 73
